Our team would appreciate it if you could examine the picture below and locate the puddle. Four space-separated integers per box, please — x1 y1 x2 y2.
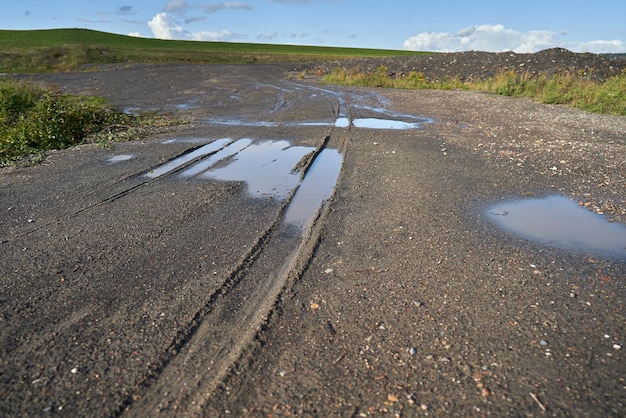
199 140 315 199
161 138 214 144
352 118 423 130
207 115 427 131
179 138 253 178
335 117 350 128
487 195 626 258
206 118 281 128
147 137 341 222
107 154 134 163
284 149 343 229
145 138 231 178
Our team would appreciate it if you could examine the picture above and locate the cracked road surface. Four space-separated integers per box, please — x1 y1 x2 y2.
1 64 625 416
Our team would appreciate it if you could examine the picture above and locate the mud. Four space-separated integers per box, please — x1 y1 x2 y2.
1 62 625 417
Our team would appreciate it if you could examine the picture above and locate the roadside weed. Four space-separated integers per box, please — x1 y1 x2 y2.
323 67 626 116
0 78 140 166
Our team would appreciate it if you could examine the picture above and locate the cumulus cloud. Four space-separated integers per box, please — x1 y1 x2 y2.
149 1 252 41
190 30 238 41
403 24 626 54
403 24 561 53
149 13 183 39
148 12 240 41
574 39 626 53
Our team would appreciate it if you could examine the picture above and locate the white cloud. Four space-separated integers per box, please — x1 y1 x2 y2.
191 29 237 41
128 32 142 37
148 12 183 40
149 1 252 42
403 24 626 54
574 39 626 53
148 12 240 41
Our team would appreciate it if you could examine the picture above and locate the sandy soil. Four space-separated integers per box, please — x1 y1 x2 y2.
1 57 625 417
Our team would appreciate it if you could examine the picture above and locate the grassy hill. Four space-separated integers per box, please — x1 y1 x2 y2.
0 28 429 72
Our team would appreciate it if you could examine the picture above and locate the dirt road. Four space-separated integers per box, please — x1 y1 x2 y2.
1 64 625 416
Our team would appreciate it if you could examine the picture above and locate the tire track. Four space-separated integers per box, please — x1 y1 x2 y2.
120 125 346 416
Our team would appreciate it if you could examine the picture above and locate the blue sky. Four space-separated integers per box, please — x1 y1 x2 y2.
2 0 625 53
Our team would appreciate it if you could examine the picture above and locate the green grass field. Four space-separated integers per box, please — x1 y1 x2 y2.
0 28 428 72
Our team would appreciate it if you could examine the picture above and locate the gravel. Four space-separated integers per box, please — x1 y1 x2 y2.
310 48 626 82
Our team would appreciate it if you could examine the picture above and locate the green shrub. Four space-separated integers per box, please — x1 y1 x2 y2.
0 78 136 165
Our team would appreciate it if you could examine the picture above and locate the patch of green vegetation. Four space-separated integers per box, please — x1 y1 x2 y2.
0 78 175 166
323 66 626 116
0 28 429 73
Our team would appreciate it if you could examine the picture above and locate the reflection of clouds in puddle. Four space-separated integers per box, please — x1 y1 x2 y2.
200 140 314 199
352 118 423 130
180 138 252 178
284 149 342 229
145 138 231 178
207 114 430 130
487 195 626 258
107 154 134 163
142 136 343 235
335 117 350 128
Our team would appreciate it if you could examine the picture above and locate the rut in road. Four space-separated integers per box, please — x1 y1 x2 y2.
121 125 348 416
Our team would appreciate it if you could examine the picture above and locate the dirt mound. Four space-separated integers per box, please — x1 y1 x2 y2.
311 48 626 82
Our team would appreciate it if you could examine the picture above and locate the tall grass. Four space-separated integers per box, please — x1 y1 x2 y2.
0 78 137 165
323 67 626 116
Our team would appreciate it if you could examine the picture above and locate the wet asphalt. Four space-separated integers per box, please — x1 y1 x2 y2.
1 64 625 416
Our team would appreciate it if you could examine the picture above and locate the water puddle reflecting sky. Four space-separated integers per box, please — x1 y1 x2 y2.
145 138 231 178
487 195 626 258
107 154 134 163
199 140 314 199
207 112 430 131
284 149 343 229
145 137 341 230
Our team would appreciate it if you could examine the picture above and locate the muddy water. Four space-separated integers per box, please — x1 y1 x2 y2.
487 195 626 258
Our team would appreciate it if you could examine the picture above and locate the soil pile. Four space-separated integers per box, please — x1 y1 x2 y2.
311 48 626 82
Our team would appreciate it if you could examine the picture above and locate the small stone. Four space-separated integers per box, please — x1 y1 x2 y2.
413 301 424 308
409 347 417 355
613 344 622 350
310 302 320 310
539 339 548 346
71 367 78 374
324 268 334 274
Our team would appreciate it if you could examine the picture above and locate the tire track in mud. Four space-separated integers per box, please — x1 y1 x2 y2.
120 126 348 416
118 80 427 415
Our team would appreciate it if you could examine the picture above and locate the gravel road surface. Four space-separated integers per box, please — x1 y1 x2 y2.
1 61 625 417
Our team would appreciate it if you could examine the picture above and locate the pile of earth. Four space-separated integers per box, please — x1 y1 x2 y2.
307 48 626 82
